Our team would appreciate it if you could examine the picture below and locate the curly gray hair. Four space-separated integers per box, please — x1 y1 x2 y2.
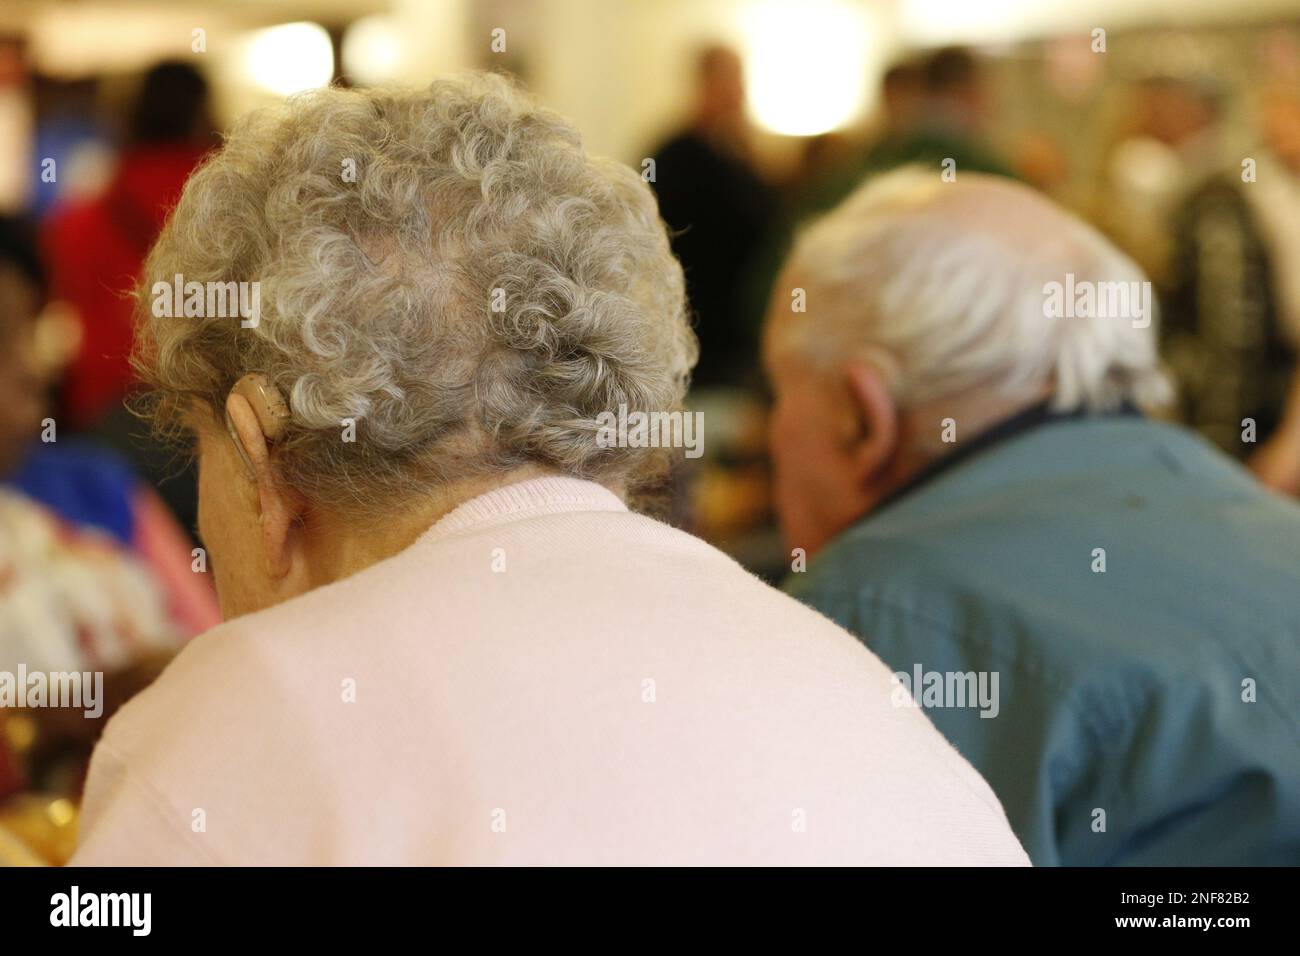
135 72 696 512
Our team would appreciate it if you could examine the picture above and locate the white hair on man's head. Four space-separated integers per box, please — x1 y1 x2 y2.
783 167 1171 413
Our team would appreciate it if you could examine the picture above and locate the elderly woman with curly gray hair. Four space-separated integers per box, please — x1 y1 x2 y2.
70 74 1026 866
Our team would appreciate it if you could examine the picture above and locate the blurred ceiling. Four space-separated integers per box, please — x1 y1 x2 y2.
6 0 1300 78
3 0 1298 164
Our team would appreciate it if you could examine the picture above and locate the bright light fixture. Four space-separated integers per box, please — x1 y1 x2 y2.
342 15 405 86
741 0 871 137
244 22 334 96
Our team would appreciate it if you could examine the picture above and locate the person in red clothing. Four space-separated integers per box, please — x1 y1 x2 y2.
43 61 215 429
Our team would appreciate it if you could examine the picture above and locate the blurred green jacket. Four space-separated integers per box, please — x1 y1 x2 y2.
785 408 1300 865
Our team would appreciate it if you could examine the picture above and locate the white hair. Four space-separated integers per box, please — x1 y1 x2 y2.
135 73 696 513
782 167 1171 413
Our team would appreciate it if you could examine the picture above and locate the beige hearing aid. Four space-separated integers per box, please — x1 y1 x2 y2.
225 372 290 474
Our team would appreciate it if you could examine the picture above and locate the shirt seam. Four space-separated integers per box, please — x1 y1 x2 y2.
89 738 228 866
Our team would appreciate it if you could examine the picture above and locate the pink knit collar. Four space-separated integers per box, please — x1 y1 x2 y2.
418 475 627 543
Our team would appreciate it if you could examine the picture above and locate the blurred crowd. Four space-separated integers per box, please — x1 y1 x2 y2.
650 35 1300 570
0 19 1298 864
0 60 219 862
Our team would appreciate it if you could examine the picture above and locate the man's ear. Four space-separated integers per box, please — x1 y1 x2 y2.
225 392 299 579
842 360 898 480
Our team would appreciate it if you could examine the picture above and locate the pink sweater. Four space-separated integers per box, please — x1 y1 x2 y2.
72 477 1028 865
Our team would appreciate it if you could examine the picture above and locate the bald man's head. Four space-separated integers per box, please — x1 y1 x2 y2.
763 168 1170 555
768 168 1169 414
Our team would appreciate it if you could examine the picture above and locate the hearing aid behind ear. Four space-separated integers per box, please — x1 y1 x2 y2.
225 372 290 474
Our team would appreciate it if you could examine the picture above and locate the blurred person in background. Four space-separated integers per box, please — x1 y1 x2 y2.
877 60 925 141
1104 75 1224 285
872 47 1012 177
1164 85 1300 493
42 60 216 537
0 215 218 646
0 214 213 863
43 60 214 429
767 168 1300 865
748 47 1015 362
649 45 777 389
72 75 1027 866
803 48 1014 216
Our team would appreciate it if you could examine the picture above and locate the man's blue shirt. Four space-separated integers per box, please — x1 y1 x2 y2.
785 413 1300 865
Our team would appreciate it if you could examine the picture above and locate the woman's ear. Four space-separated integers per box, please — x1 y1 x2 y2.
225 392 299 579
843 360 899 480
